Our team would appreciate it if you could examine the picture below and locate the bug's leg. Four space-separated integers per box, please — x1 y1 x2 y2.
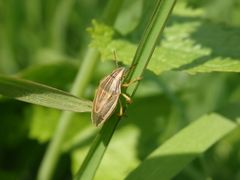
121 93 132 104
122 76 142 88
117 100 129 118
117 99 124 117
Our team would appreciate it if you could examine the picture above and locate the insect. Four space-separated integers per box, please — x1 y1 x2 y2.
91 67 129 126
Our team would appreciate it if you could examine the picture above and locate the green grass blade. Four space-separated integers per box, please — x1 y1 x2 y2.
0 75 92 112
74 117 120 180
74 0 176 179
126 113 237 180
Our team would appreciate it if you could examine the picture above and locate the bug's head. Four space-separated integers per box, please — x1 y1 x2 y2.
110 67 126 78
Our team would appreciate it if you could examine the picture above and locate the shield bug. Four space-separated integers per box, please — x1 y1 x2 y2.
91 67 127 126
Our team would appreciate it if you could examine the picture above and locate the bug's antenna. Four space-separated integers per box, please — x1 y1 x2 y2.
112 49 119 68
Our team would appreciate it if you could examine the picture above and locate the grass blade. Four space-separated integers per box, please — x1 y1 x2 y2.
126 113 237 180
0 75 92 112
74 117 120 180
74 0 177 179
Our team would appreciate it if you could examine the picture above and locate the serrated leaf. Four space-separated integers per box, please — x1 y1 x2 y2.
0 75 92 112
89 3 240 74
125 113 237 180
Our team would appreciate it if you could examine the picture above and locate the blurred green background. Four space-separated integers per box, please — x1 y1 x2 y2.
0 0 240 179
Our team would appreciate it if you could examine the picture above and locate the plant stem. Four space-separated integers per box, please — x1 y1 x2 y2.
74 0 177 179
74 117 120 180
37 48 99 180
50 0 75 51
37 0 124 179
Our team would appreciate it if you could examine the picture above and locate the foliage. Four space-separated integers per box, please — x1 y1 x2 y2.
0 0 240 180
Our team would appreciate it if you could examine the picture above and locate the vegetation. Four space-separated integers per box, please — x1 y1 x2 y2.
0 0 239 179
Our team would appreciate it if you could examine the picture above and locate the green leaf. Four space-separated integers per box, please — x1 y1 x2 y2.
125 113 237 180
89 3 240 74
0 75 92 112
